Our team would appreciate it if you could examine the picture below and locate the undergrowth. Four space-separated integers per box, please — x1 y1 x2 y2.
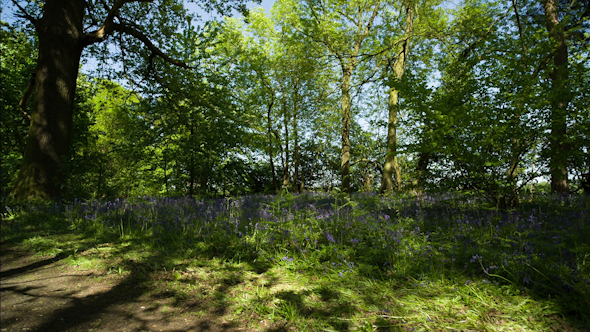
2 192 589 331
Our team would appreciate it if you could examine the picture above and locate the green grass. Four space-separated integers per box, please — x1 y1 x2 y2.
1 193 589 331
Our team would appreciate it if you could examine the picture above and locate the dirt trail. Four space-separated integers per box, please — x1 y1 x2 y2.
0 246 244 332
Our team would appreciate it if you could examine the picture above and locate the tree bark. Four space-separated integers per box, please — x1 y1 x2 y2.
415 152 430 194
292 106 301 193
11 0 192 200
163 149 169 194
380 4 414 194
340 64 353 194
267 99 279 192
543 0 570 194
281 94 290 189
380 87 403 194
189 123 196 196
11 0 86 200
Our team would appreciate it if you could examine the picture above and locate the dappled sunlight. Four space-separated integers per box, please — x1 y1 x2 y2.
2 193 589 330
2 0 589 330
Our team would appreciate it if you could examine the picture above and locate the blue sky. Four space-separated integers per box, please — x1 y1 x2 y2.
188 0 275 21
2 0 277 76
0 0 276 25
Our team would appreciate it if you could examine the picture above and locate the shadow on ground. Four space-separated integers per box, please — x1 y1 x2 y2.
0 244 245 332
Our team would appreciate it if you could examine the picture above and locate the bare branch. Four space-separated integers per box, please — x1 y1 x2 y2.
82 0 152 45
11 0 37 25
113 23 194 69
511 0 528 54
359 1 381 41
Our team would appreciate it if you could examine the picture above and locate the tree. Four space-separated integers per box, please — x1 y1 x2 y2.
543 0 570 194
379 2 415 194
408 0 538 205
222 7 337 193
0 22 37 198
8 0 253 200
279 0 383 193
408 0 589 205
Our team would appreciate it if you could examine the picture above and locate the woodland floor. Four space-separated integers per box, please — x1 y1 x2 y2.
0 245 252 332
2 194 589 332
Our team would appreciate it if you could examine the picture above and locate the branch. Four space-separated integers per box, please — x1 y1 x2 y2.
18 71 35 121
457 6 511 60
113 23 194 69
530 51 554 79
511 0 528 54
358 0 381 41
82 0 152 45
335 9 358 26
351 158 383 174
11 0 37 25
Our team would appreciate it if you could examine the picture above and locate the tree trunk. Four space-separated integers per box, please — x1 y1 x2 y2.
380 5 414 194
97 156 104 198
267 99 279 192
332 2 380 195
363 172 373 191
189 124 196 196
163 149 169 194
380 87 403 194
543 0 570 194
340 64 353 194
415 152 430 194
11 0 86 200
281 96 290 189
292 103 300 193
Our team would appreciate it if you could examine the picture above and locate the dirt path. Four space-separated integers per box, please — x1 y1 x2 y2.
0 246 246 332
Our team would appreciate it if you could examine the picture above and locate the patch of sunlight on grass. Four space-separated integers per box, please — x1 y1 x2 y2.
64 255 100 270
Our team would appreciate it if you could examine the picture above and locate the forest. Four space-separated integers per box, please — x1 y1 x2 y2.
2 0 588 203
1 0 590 331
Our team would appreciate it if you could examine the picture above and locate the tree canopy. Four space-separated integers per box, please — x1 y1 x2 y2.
2 0 589 202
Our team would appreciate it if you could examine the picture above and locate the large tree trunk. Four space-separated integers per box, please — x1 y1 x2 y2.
332 2 380 195
380 88 403 194
543 0 570 194
11 0 86 200
380 5 414 194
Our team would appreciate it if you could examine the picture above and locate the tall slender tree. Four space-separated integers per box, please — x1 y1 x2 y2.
543 0 570 194
281 0 382 193
380 2 415 194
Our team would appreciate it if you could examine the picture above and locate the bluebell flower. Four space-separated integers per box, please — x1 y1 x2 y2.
326 232 335 243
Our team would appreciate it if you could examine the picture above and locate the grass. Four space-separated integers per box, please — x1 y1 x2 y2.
1 192 589 331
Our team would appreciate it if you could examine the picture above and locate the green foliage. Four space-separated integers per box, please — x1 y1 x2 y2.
2 0 588 199
404 0 590 203
0 22 37 198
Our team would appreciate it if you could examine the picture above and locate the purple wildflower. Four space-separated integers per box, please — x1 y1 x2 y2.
326 232 335 243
